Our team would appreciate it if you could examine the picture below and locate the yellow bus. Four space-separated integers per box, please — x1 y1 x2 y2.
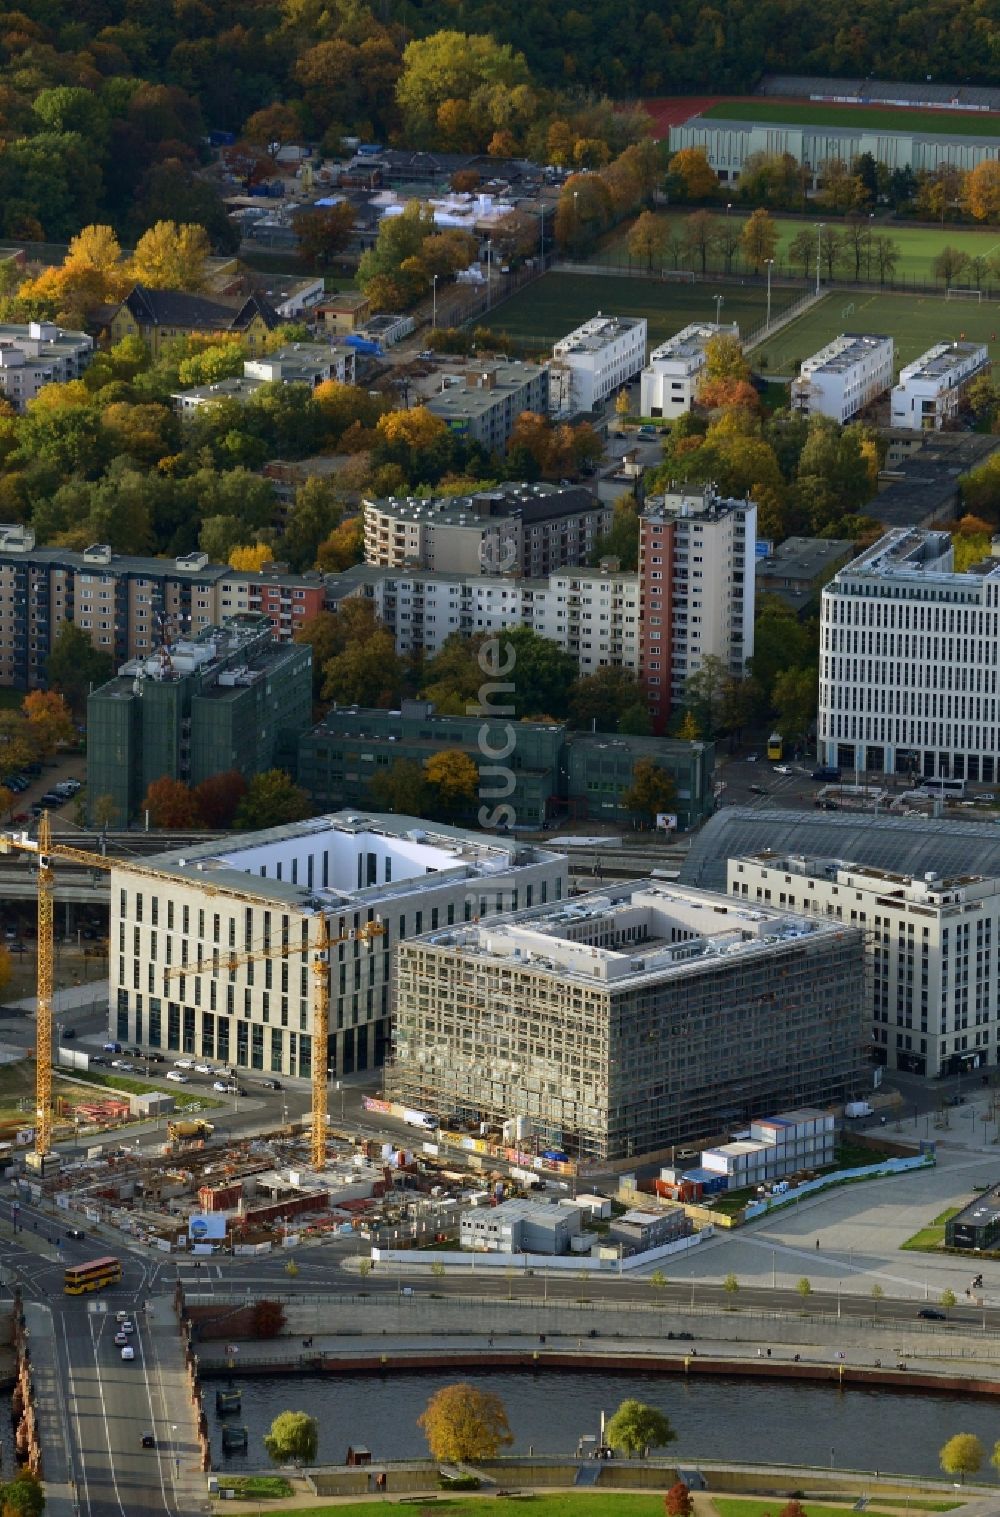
64 1256 122 1295
767 732 783 761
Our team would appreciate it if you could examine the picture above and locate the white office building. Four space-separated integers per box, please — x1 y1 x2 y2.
791 333 894 422
110 812 567 1081
729 852 1000 1080
640 321 740 419
818 527 1000 783
0 321 93 411
891 341 991 431
551 314 647 415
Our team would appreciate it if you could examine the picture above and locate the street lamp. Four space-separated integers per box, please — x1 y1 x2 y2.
816 223 824 296
765 258 775 329
714 293 724 326
431 274 438 329
868 211 875 280
486 239 493 311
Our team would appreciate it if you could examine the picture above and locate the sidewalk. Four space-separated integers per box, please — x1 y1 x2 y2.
23 1301 77 1517
146 1298 210 1516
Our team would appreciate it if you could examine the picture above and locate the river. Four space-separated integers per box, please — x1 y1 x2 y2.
208 1368 996 1477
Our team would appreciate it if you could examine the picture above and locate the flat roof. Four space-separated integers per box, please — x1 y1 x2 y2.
554 314 645 354
113 811 563 911
648 321 738 363
897 340 990 383
950 1188 1000 1230
758 537 854 583
798 332 892 376
682 113 1000 148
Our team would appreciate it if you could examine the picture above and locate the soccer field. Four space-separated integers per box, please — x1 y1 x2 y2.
486 273 782 348
700 99 1000 137
598 212 1000 285
753 289 1000 374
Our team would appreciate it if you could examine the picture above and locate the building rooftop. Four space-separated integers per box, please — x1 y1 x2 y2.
736 851 992 904
465 1197 576 1224
118 811 564 913
758 536 854 585
797 332 892 377
897 340 990 383
553 314 645 355
364 481 594 527
836 526 1000 589
172 345 345 406
682 112 1000 148
0 320 90 358
413 881 842 991
642 485 749 524
683 807 1000 893
950 1188 1000 1231
647 321 739 363
426 362 547 421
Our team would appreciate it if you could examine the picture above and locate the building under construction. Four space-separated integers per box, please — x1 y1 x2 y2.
387 881 867 1162
109 812 567 1083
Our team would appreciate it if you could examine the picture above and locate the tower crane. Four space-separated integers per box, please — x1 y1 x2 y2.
0 814 229 1169
0 814 118 1167
164 914 384 1169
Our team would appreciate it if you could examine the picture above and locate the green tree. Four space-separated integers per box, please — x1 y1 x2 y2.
649 1269 668 1291
396 31 532 147
1 1471 45 1517
263 1410 318 1465
683 653 730 736
621 758 676 822
870 1283 884 1316
321 629 407 709
772 666 816 740
418 1382 513 1461
46 622 114 714
796 1277 812 1300
604 1399 676 1458
941 1288 957 1312
568 666 649 732
940 1433 983 1482
788 228 817 279
723 1272 739 1297
932 245 969 286
235 771 311 831
369 758 429 817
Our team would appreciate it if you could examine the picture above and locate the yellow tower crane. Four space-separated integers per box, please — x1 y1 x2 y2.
164 914 384 1170
0 814 118 1167
0 814 226 1169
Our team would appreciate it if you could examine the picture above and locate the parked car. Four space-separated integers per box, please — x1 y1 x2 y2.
173 1058 193 1069
147 1052 165 1063
193 1062 212 1074
812 766 841 782
103 1042 122 1054
62 1028 76 1040
260 1078 283 1090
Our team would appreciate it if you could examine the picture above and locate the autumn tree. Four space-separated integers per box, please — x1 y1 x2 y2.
788 228 817 279
816 156 865 213
193 771 247 828
369 758 429 817
418 1383 513 1461
627 210 667 271
605 1399 676 1458
668 147 717 201
292 203 356 267
741 207 778 272
321 628 407 708
244 103 301 158
940 1433 983 1482
964 160 1000 222
424 749 479 809
22 691 74 756
130 220 211 291
228 543 272 572
264 1409 317 1463
681 210 720 273
235 771 311 831
316 517 364 573
142 776 202 829
395 32 532 148
665 1483 694 1517
622 758 676 822
779 1502 807 1517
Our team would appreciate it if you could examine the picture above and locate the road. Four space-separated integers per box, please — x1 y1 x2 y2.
0 1197 199 1517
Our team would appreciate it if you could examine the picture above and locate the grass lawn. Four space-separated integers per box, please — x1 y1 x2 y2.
714 1500 961 1517
901 1207 962 1252
67 1068 219 1112
217 1475 292 1499
700 99 1000 138
597 210 1000 285
751 290 1000 375
486 273 784 348
290 1501 673 1517
0 1058 92 1127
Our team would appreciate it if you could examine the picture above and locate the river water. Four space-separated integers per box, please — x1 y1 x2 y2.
208 1369 996 1477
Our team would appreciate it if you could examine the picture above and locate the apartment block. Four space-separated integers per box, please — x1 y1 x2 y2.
640 321 740 419
297 698 715 830
87 616 312 826
0 528 326 688
110 813 567 1081
386 881 866 1162
818 527 1000 781
551 314 647 415
791 333 894 422
730 851 1000 1080
639 488 756 731
425 362 550 453
0 321 93 411
362 483 611 576
171 343 355 415
891 341 991 431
